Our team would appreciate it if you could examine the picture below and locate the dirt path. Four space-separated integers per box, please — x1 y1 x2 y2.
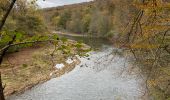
1 47 42 73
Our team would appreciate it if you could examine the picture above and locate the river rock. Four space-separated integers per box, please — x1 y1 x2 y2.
66 58 74 64
55 64 65 69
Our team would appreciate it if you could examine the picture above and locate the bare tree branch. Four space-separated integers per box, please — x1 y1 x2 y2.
0 0 17 31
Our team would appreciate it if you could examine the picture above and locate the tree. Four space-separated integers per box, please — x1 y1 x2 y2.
0 0 17 98
52 16 61 30
120 0 170 99
57 10 71 29
66 10 83 33
89 9 112 37
81 14 91 33
0 0 47 99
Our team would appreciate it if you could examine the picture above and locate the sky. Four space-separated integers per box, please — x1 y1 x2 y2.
36 0 93 8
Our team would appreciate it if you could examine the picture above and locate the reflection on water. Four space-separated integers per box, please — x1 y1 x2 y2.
8 36 146 100
59 34 112 49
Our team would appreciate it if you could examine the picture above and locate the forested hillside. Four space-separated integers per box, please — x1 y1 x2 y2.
43 0 138 39
43 0 116 38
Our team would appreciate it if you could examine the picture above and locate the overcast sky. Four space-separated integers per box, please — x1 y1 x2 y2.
36 0 93 8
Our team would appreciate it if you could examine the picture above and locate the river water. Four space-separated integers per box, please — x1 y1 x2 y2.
8 36 146 100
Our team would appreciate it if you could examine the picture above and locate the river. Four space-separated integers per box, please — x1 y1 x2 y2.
8 35 146 100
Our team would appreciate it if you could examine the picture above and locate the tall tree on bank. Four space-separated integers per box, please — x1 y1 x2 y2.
122 0 170 99
0 0 17 99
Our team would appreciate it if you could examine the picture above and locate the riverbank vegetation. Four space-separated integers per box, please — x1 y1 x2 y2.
2 39 90 96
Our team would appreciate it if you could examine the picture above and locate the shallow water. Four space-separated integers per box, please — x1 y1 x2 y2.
8 45 145 100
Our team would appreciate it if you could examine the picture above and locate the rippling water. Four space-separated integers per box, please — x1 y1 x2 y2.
8 45 145 100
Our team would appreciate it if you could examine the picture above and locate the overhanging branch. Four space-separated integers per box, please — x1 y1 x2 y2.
0 39 58 53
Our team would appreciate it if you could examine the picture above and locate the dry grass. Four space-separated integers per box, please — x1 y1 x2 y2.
0 40 90 96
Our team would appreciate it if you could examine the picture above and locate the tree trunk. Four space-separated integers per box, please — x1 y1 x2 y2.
0 0 17 99
0 35 16 100
0 73 5 100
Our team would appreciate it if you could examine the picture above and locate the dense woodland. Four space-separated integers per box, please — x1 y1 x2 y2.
43 0 115 37
0 0 170 100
